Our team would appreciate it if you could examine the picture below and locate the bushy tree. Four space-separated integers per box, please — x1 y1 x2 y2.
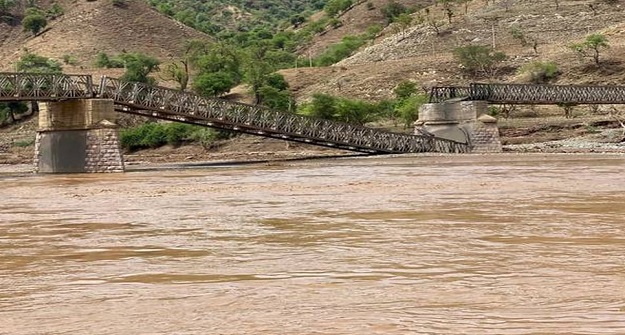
16 52 62 73
393 80 418 100
570 34 609 65
194 42 242 82
242 45 285 104
192 71 235 97
395 94 428 128
299 93 381 125
324 0 352 17
258 85 293 112
22 11 47 35
453 44 507 77
300 93 337 120
161 39 211 91
392 80 427 128
118 53 160 84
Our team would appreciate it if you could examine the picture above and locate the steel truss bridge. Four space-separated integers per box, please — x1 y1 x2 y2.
429 83 625 105
0 72 468 155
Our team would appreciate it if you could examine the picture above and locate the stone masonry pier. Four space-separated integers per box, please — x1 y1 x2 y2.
34 99 124 173
415 101 502 153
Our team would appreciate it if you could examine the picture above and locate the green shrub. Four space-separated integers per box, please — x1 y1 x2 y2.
120 123 235 151
47 3 64 19
62 54 78 65
121 123 184 150
393 80 418 100
298 93 381 125
519 61 560 83
394 94 428 128
453 45 507 77
315 34 366 66
94 52 124 68
22 14 47 35
381 1 409 23
165 123 194 145
324 0 352 17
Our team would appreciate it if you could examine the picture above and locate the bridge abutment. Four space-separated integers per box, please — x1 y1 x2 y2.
34 99 125 173
415 101 502 153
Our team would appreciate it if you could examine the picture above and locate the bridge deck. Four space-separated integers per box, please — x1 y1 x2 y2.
430 83 625 105
0 72 469 155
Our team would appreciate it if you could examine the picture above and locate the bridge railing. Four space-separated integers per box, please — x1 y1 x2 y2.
99 76 469 154
0 73 93 100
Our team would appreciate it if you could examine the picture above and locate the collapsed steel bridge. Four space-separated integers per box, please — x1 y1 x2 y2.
0 72 468 154
429 83 625 105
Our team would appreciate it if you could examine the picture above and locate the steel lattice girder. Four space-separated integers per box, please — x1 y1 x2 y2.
99 77 469 154
0 72 93 100
429 83 625 104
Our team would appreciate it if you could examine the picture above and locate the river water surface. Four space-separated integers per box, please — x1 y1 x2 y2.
1 154 625 334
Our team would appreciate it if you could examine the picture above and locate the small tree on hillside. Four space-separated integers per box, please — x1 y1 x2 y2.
393 80 418 100
118 53 160 84
453 44 507 77
22 11 47 35
570 34 609 65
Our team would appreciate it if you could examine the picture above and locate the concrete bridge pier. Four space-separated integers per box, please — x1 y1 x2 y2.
34 99 125 173
415 101 502 153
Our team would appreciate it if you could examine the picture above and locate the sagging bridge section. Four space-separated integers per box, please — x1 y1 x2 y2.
0 72 468 155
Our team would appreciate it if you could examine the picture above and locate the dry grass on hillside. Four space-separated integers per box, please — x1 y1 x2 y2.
0 0 209 74
287 0 625 102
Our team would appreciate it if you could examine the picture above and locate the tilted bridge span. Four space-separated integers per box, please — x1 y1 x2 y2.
0 72 468 155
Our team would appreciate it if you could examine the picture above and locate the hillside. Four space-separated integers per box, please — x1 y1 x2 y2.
285 0 625 102
298 0 428 58
0 0 210 74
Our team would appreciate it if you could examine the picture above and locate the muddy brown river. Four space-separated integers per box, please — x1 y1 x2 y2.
1 154 625 334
